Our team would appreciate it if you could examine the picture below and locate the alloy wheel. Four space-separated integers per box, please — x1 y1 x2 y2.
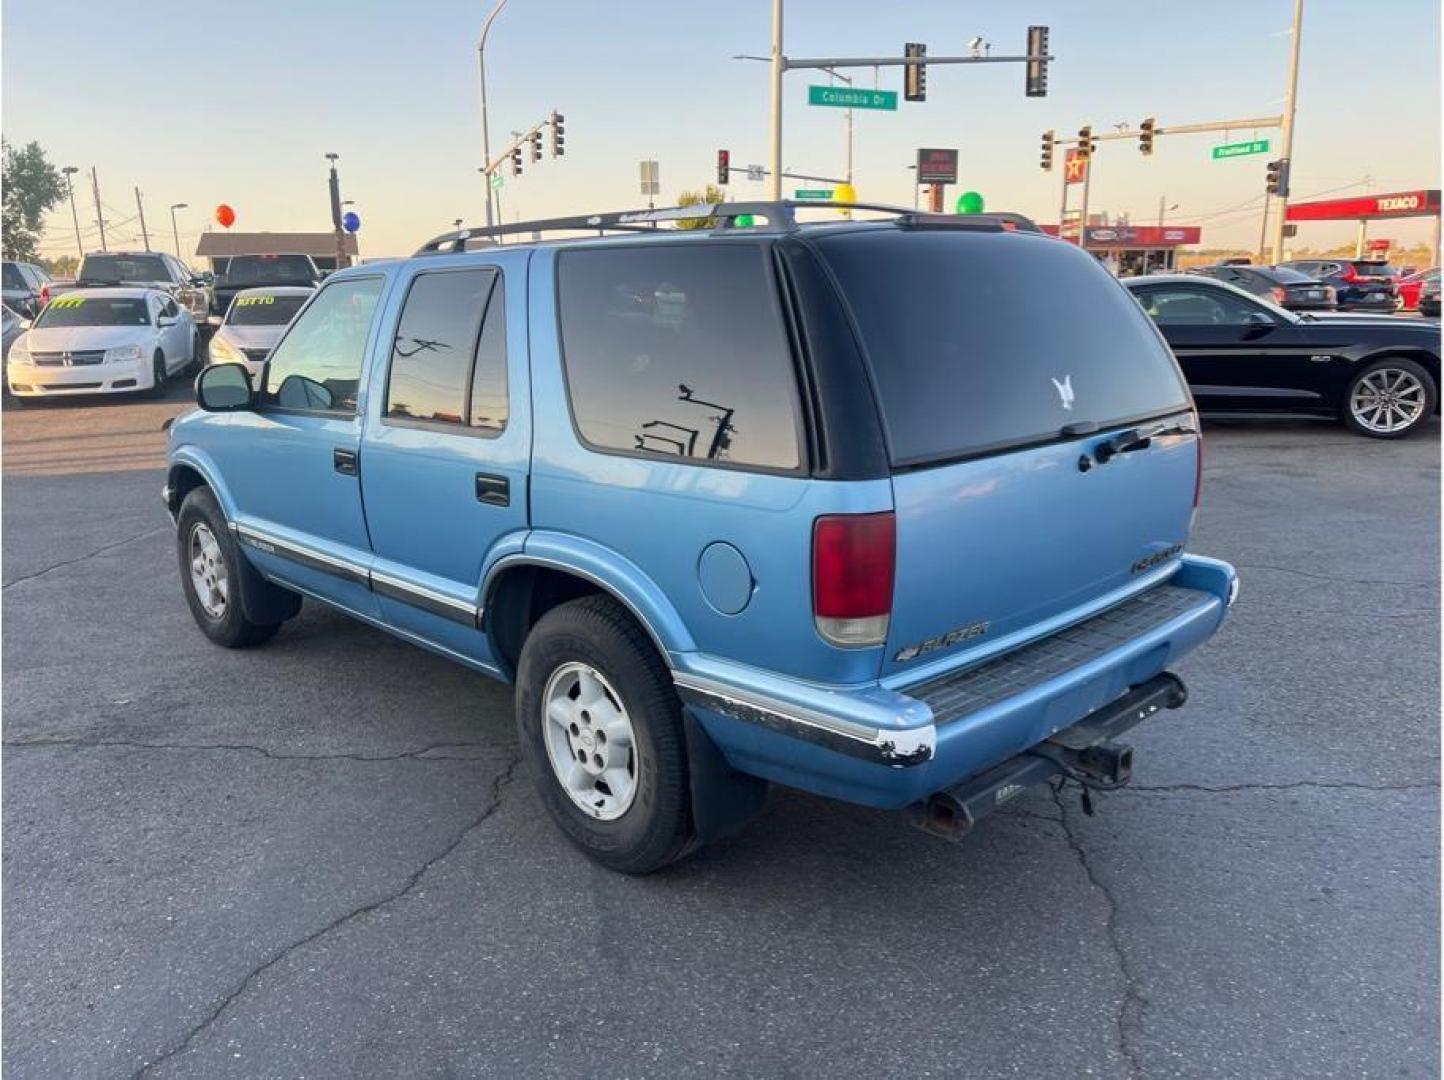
542 662 639 821
189 522 229 619
1350 368 1428 434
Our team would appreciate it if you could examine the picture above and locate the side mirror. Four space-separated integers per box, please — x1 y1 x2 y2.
277 373 334 411
196 362 254 412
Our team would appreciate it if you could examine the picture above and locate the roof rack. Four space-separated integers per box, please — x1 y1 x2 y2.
414 201 1041 254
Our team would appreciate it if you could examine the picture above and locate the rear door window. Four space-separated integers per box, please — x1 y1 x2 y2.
384 267 507 431
557 243 802 471
815 229 1190 467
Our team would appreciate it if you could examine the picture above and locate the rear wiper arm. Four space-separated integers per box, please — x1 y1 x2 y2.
1094 419 1197 463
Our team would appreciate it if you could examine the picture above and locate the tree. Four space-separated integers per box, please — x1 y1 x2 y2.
41 254 78 278
2 141 66 262
674 184 725 229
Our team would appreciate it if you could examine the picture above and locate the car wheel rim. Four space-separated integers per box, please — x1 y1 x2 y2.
1350 368 1427 433
188 522 228 619
541 662 639 821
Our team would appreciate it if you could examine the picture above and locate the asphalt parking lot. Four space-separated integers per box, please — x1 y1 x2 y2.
3 384 1439 1078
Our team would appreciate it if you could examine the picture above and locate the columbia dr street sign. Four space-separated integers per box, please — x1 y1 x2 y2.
794 189 834 199
808 85 898 111
1212 138 1270 160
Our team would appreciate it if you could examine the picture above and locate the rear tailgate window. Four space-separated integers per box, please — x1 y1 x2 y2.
813 229 1191 467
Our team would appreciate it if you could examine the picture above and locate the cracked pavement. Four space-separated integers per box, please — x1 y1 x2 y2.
3 389 1438 1077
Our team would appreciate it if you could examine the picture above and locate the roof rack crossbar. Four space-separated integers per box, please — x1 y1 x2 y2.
414 201 1039 254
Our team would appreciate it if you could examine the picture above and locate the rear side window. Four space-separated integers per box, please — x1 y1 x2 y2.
3 264 24 289
557 244 801 471
385 268 507 431
815 230 1190 467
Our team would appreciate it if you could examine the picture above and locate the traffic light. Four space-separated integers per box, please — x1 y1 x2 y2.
1040 129 1055 172
1025 25 1049 97
904 42 927 102
1266 158 1290 196
510 147 522 176
529 130 542 163
1139 117 1155 156
1077 125 1094 158
717 149 730 186
550 111 565 157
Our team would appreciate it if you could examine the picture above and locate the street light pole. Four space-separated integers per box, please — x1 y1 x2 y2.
1271 0 1304 263
477 0 511 232
768 0 785 200
325 152 346 270
61 166 83 258
90 167 107 252
169 203 188 259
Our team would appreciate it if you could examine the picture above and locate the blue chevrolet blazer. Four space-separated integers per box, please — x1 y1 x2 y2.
166 202 1236 873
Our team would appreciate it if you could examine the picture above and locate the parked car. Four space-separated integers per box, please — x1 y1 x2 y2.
1278 258 1399 312
2 260 51 318
207 286 314 377
165 203 1237 873
1396 267 1440 311
1126 274 1439 437
45 251 211 324
1420 276 1441 318
2 303 24 377
6 287 198 402
1192 264 1337 311
211 254 321 317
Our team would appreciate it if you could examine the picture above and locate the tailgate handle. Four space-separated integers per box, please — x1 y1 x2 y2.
475 473 510 506
333 447 359 476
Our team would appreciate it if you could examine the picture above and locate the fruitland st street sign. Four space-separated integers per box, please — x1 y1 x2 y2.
1211 139 1270 160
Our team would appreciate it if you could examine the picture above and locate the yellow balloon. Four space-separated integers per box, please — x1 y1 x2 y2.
832 182 857 219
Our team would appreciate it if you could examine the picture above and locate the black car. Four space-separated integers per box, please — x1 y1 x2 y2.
2 260 51 318
211 254 320 316
1192 264 1337 311
1420 277 1441 318
1126 275 1439 438
1278 258 1398 312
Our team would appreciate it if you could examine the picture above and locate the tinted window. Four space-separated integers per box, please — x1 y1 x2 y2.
1264 267 1316 285
1136 285 1263 325
81 254 169 283
226 293 310 326
35 295 151 327
1350 261 1395 278
815 230 1189 466
385 268 506 428
263 277 382 413
226 255 316 285
4 264 27 289
469 276 508 431
558 244 801 470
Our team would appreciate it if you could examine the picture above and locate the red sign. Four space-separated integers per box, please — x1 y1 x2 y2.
1284 189 1440 222
1040 224 1202 247
1064 149 1089 185
916 147 958 185
1366 238 1392 251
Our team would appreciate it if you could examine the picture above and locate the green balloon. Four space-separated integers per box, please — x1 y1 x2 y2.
956 191 985 214
734 213 754 228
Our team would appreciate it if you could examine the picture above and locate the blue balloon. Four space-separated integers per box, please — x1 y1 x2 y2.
342 210 361 233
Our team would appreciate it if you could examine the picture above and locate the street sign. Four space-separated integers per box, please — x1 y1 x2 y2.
808 85 897 111
490 173 505 190
916 148 958 185
746 164 766 182
1064 148 1089 185
1211 138 1270 160
794 188 834 200
639 160 659 195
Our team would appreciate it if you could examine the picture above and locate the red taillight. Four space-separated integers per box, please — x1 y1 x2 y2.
812 512 895 647
1271 286 1288 305
39 284 50 305
1338 265 1361 283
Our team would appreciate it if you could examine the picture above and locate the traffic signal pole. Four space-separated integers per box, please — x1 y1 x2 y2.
1271 0 1305 263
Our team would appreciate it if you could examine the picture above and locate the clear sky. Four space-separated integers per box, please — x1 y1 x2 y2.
4 0 1439 261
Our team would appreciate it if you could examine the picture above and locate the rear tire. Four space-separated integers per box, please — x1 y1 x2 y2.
1342 357 1436 438
176 486 285 647
516 595 693 874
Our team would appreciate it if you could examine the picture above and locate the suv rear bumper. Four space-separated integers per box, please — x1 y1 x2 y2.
675 555 1235 809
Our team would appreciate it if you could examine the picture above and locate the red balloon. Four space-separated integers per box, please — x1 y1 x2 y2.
215 204 236 229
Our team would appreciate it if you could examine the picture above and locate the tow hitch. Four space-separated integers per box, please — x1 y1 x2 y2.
911 672 1187 841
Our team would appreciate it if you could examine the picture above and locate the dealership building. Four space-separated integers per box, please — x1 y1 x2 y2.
1039 221 1203 275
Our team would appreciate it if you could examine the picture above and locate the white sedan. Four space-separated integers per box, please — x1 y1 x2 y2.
206 285 313 378
6 287 198 401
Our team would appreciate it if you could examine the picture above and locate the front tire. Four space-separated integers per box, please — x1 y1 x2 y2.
516 595 693 874
147 351 167 399
176 487 284 647
1342 357 1436 438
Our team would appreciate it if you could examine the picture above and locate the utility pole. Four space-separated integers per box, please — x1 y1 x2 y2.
1271 0 1304 263
477 0 510 233
325 153 346 270
1078 156 1093 252
1257 193 1271 262
170 203 187 259
61 166 83 258
134 187 151 251
90 167 107 252
768 0 784 200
